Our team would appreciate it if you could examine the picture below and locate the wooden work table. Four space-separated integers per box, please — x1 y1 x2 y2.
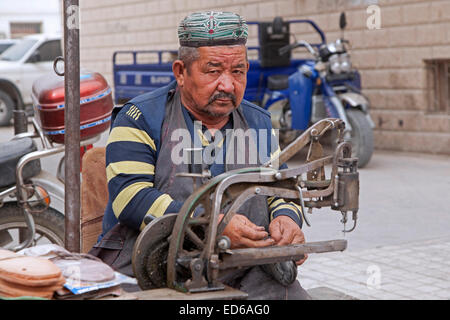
99 285 248 300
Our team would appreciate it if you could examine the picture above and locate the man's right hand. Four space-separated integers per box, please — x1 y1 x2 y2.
219 213 275 249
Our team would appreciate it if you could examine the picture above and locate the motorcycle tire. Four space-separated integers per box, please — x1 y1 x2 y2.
346 109 374 168
0 90 14 127
279 129 301 149
278 102 301 149
0 202 65 248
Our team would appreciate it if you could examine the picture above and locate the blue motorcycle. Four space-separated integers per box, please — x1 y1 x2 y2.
245 14 375 167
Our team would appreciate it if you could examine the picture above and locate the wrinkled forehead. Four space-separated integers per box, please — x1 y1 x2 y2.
197 45 248 64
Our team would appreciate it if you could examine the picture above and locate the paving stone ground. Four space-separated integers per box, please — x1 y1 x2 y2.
298 236 450 300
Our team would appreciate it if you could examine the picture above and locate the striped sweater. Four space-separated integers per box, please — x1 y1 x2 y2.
101 82 303 236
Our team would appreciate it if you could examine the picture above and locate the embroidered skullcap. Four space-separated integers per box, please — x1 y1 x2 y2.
178 11 248 47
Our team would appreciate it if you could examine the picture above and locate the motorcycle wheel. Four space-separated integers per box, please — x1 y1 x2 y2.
346 109 374 168
278 102 301 149
279 129 301 149
0 203 65 248
0 90 14 127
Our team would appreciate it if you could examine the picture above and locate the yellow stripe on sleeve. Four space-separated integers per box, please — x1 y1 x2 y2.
268 198 285 210
107 126 156 151
135 110 142 120
140 194 173 230
129 108 138 119
289 202 303 214
126 105 142 120
126 105 136 115
270 203 301 220
106 161 155 182
112 181 154 218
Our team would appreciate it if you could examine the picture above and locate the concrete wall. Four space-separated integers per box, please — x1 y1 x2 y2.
78 0 450 155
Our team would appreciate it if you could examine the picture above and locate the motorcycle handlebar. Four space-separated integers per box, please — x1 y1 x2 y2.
278 40 317 57
278 43 296 56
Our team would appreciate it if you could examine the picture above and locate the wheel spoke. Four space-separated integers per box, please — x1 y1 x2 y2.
188 217 209 225
0 229 14 247
185 227 204 249
18 228 29 244
34 233 44 243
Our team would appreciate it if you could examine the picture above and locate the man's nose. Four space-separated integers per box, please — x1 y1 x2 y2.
217 72 234 93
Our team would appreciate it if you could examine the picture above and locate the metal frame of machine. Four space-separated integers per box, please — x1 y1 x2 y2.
132 118 359 294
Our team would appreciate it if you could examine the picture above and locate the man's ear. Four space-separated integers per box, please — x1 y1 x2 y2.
172 60 185 87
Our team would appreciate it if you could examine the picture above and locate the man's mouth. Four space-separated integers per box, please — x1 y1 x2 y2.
209 92 236 106
216 98 232 103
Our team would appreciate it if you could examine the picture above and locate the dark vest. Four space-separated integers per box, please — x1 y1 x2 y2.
154 89 269 226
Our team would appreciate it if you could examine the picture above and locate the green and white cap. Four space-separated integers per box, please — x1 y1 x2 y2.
178 11 248 47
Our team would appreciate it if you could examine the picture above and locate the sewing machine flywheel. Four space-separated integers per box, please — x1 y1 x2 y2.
132 214 179 289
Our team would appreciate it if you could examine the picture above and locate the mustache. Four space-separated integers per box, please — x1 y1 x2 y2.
208 92 237 106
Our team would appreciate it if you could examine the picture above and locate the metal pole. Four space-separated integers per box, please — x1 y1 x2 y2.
63 0 81 252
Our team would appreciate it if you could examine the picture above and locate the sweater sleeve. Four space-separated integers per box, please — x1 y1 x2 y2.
105 103 183 231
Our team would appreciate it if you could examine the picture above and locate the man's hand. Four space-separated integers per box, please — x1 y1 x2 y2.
219 213 275 249
269 215 308 266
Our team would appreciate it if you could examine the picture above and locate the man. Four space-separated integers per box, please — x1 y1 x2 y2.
93 11 310 300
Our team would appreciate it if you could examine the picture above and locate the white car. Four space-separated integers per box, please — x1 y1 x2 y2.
0 39 18 55
0 34 62 126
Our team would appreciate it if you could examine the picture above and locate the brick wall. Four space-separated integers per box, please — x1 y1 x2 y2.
78 0 450 155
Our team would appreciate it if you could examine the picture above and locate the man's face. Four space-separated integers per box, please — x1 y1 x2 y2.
178 45 249 119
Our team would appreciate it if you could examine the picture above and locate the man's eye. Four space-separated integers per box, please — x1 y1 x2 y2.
233 70 245 75
208 70 219 74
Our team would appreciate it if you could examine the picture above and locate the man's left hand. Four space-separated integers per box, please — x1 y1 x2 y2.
269 215 308 266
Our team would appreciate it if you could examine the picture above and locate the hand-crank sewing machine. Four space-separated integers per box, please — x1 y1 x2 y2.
131 118 359 295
